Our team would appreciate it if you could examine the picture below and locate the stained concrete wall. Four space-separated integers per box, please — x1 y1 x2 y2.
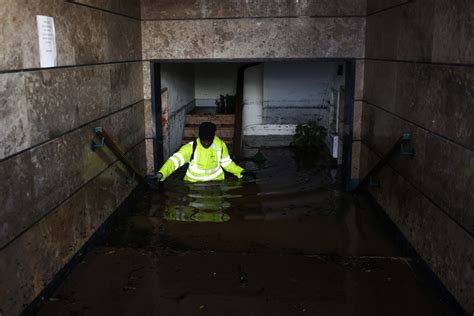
71 0 141 19
361 0 474 312
141 0 367 20
141 0 366 60
161 64 196 154
0 1 144 315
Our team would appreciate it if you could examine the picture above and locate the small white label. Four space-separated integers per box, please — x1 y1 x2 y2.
332 135 339 158
36 15 57 68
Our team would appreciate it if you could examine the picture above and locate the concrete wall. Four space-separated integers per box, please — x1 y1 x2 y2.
194 63 241 107
361 0 474 312
161 64 196 154
0 1 144 315
141 0 366 60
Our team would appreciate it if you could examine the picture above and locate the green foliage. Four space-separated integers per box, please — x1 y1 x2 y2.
215 94 236 114
291 121 327 149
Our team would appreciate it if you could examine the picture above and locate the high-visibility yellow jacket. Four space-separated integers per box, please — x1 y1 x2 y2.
158 136 244 182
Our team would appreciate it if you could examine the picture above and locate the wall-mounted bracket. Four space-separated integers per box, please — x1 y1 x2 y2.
90 138 105 151
125 173 136 185
90 126 150 189
400 133 415 158
354 132 415 193
369 176 380 187
400 143 416 158
94 126 104 135
91 127 106 151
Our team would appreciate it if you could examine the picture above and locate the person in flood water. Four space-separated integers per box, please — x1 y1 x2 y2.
148 122 255 185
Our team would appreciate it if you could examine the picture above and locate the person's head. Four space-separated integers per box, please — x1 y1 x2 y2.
199 122 216 148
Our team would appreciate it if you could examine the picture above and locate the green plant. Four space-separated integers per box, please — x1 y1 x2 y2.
215 94 236 114
291 121 327 149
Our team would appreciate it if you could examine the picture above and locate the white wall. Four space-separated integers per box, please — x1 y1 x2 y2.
242 64 264 129
263 61 344 129
194 63 242 107
161 63 195 154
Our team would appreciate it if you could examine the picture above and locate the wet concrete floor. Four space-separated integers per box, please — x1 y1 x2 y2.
39 148 459 315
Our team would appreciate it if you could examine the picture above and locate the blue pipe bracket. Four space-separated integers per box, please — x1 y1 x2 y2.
90 126 105 151
400 132 416 159
369 176 381 188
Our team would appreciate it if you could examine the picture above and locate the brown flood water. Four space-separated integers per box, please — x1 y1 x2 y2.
39 148 460 315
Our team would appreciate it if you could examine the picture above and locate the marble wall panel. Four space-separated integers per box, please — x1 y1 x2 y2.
0 102 145 248
362 60 399 113
363 0 473 312
396 63 474 149
351 141 362 179
432 0 474 64
367 155 474 313
365 7 402 60
394 0 435 62
366 0 473 64
142 19 214 59
364 60 474 149
366 0 408 15
143 17 365 60
141 0 367 20
0 0 141 71
0 62 143 160
217 17 366 59
71 0 141 19
0 141 146 316
357 137 379 179
364 104 474 234
353 101 364 140
355 60 365 100
422 133 474 232
143 62 152 100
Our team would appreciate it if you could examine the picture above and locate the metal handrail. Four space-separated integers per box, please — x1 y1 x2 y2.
354 133 415 192
91 127 150 189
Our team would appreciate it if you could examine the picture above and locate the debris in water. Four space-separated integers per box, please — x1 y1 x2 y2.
123 286 137 291
251 150 267 163
238 265 248 288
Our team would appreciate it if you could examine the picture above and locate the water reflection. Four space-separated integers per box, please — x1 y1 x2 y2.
105 147 404 257
162 179 245 222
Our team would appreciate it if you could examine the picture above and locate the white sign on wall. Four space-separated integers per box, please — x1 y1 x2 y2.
36 15 57 68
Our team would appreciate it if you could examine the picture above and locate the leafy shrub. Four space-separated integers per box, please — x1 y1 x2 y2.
291 121 327 149
215 94 236 114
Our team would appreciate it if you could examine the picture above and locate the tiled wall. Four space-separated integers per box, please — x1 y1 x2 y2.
141 0 367 60
0 1 144 314
361 0 473 312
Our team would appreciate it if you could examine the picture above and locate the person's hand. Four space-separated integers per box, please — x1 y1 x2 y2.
241 171 256 180
145 172 163 190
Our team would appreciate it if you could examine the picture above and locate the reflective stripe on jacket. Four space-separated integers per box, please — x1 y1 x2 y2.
158 136 244 182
